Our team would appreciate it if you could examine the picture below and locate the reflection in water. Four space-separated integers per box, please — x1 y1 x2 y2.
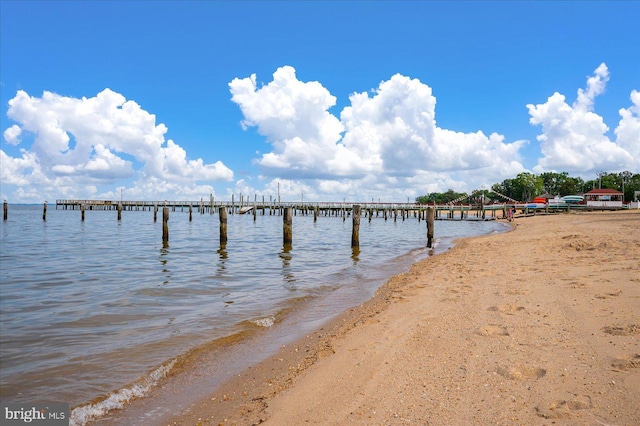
279 245 296 289
217 243 228 274
351 247 360 264
159 245 170 285
217 243 228 259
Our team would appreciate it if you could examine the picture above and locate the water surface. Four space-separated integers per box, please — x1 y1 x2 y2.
0 204 506 424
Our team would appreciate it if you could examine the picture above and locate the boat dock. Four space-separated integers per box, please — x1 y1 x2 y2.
52 198 619 221
54 198 504 219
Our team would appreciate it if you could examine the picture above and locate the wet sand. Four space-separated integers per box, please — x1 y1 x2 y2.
173 210 640 425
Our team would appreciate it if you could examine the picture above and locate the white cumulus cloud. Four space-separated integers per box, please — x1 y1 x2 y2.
230 66 526 197
528 63 638 174
230 66 348 178
3 124 22 145
1 88 233 202
614 89 640 157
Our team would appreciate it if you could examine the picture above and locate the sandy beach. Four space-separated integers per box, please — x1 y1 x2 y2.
173 210 640 425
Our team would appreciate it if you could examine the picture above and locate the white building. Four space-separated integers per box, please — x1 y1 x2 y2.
584 188 624 208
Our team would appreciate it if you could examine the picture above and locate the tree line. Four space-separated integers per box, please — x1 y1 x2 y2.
416 171 640 204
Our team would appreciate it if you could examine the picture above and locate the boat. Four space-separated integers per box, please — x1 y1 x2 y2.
561 195 584 204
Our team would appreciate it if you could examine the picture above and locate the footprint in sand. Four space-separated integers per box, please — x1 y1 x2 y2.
535 395 592 419
503 288 530 296
561 234 584 240
565 281 587 289
595 290 622 299
474 325 509 336
603 324 640 336
611 354 640 371
446 285 472 295
496 364 546 380
488 304 525 314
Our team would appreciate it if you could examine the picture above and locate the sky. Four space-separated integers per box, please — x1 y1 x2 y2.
1 1 638 203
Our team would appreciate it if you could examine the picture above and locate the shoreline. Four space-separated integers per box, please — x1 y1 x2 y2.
171 210 640 425
3 207 497 421
84 219 504 425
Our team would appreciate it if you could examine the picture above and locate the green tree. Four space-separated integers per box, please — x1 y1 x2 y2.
601 173 619 190
415 189 467 204
419 170 638 206
514 172 544 202
560 176 585 195
539 172 584 196
493 173 544 202
617 171 639 201
491 180 518 201
585 172 625 192
540 172 563 195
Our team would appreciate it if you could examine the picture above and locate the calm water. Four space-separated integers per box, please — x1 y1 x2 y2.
0 204 506 424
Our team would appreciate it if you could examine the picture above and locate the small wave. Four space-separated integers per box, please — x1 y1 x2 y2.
407 239 438 257
69 359 176 426
251 317 275 327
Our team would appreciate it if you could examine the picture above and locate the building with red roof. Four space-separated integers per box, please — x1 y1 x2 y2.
584 188 624 207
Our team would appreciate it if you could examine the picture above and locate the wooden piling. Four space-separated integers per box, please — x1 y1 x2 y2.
162 207 169 243
314 205 319 222
189 204 193 222
154 204 158 222
81 204 85 222
351 204 361 248
43 202 47 221
117 203 122 221
219 206 228 244
426 207 435 248
3 201 7 221
283 207 293 247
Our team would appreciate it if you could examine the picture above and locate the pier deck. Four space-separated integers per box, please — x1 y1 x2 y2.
53 198 625 222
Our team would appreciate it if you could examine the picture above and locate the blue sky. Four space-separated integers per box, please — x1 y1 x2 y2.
1 1 638 203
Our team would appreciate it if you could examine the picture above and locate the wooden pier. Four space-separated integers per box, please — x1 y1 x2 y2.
53 198 628 223
54 199 508 220
0 198 618 248
0 199 623 258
